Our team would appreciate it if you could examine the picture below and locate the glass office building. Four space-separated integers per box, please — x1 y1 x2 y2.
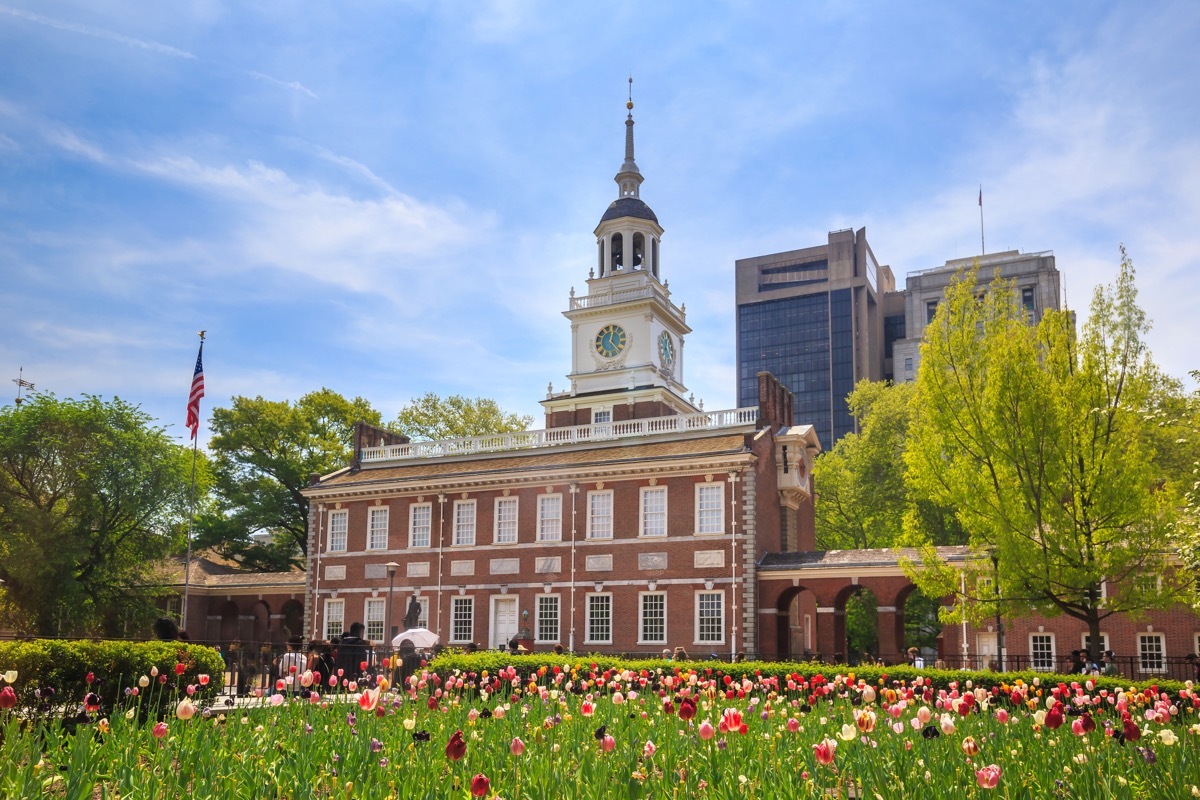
735 228 894 449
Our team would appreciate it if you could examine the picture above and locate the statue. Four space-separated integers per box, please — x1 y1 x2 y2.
402 596 421 630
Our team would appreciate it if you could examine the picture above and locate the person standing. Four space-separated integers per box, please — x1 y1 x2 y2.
335 622 370 685
276 635 307 687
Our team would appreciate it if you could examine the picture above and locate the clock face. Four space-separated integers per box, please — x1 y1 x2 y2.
657 332 675 365
595 324 628 359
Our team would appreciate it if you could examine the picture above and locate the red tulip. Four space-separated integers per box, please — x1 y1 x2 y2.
470 773 490 797
0 686 17 710
1044 706 1064 729
85 672 94 685
678 698 696 721
446 730 467 761
175 663 186 676
813 738 837 766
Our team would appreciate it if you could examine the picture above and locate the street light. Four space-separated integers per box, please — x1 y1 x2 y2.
989 550 1005 671
385 562 401 647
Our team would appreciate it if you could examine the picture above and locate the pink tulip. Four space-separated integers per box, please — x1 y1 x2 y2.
510 736 525 755
152 722 168 739
698 720 715 740
975 764 1001 789
786 717 800 733
601 734 616 752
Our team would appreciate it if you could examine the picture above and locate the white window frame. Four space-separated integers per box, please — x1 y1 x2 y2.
165 596 182 624
695 590 725 645
364 597 386 642
323 598 345 639
1030 633 1055 672
537 494 562 542
1138 633 1166 674
494 496 519 544
640 486 667 537
535 594 560 644
453 500 476 547
585 593 613 644
450 596 474 644
409 503 432 549
327 509 348 552
587 490 613 540
695 483 724 535
638 592 667 645
367 507 389 551
592 408 612 437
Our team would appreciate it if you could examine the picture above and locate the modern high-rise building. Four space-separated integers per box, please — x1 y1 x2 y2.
734 228 896 448
737 236 1061 449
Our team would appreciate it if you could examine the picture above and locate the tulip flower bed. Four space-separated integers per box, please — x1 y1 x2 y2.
1 659 1198 799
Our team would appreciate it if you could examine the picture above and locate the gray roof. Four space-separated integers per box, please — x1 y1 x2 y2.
758 546 972 570
600 197 658 225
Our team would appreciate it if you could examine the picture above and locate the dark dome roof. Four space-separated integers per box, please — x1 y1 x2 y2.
599 196 658 225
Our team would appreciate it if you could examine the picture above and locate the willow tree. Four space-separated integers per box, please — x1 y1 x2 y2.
904 249 1192 663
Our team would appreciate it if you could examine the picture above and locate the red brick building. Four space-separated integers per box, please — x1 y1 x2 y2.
297 100 1200 674
301 102 823 658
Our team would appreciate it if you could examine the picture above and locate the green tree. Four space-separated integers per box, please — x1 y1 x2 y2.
904 251 1193 663
0 394 193 636
393 393 532 441
198 389 381 568
814 380 964 550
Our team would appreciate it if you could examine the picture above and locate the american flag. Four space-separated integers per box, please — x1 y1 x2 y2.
185 342 205 439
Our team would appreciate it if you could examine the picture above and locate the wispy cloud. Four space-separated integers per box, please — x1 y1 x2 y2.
248 71 319 100
0 5 196 59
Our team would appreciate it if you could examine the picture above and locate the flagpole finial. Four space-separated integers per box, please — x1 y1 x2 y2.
197 330 206 341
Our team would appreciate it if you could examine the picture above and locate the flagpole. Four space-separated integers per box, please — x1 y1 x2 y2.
182 331 205 634
979 185 986 256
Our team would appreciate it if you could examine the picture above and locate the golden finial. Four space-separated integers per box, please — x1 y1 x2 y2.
627 75 634 110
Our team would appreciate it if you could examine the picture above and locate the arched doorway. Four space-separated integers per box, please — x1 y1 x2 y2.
837 585 879 665
280 600 304 640
899 585 941 663
772 584 819 661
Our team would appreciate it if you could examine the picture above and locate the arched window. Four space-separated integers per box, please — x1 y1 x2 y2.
632 233 645 269
610 233 624 271
598 240 605 277
651 238 660 278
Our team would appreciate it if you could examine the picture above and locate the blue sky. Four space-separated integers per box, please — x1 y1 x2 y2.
2 1 1198 445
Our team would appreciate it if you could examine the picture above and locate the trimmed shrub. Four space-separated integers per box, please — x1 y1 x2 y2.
0 639 225 718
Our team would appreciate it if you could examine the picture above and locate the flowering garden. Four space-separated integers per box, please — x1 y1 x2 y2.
0 644 1199 799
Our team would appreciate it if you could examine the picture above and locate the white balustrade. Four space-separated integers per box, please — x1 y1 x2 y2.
359 407 759 463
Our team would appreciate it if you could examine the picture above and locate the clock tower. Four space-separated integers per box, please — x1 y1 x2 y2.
542 86 696 428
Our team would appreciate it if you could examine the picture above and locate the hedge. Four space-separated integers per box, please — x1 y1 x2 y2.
0 639 225 718
428 651 1188 697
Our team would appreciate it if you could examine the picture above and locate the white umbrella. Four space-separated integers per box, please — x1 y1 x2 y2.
392 627 439 649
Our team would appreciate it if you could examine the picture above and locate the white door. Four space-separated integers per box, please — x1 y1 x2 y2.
492 597 519 650
976 632 998 670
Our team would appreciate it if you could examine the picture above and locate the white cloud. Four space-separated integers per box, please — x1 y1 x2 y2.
0 5 196 59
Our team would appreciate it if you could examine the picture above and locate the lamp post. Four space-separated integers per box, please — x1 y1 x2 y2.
385 562 400 648
989 550 1005 671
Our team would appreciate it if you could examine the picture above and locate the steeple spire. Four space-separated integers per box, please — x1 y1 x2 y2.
615 76 643 199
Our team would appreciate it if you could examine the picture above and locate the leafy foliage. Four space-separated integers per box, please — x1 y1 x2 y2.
814 381 966 551
904 250 1194 658
198 389 381 568
393 393 532 442
0 394 194 635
